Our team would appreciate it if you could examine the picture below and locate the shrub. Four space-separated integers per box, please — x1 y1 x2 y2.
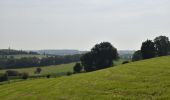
122 61 129 64
46 74 51 78
21 72 29 80
66 72 72 76
35 67 42 74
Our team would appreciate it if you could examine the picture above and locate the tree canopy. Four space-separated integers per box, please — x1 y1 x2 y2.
154 36 170 56
81 42 118 72
141 40 156 59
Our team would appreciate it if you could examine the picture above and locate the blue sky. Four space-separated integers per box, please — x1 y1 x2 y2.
0 0 170 50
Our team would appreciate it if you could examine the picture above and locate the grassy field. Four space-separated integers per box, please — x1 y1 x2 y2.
0 56 170 100
0 59 124 76
0 63 75 76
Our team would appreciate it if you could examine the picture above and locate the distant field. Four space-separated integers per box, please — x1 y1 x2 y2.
0 59 124 76
0 56 170 99
0 63 75 76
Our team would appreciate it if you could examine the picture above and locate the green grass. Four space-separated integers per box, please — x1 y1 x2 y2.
0 63 75 76
0 56 170 100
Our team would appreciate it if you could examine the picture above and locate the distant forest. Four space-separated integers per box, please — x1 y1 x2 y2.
0 49 38 55
0 48 133 69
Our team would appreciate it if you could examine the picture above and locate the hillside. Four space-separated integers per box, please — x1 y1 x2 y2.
0 56 170 100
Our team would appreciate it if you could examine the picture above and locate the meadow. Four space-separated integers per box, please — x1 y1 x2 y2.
0 59 124 76
0 56 169 100
0 63 75 76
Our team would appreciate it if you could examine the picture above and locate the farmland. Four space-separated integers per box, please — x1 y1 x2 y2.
0 56 170 99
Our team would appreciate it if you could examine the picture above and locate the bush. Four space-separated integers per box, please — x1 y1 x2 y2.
6 70 19 76
66 72 72 76
35 67 42 74
0 73 8 82
46 74 51 78
122 61 129 64
21 72 29 80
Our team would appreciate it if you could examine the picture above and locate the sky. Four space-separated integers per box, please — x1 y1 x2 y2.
0 0 170 50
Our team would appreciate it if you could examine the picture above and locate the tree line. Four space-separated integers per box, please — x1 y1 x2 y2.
0 49 38 55
73 35 170 74
0 54 81 69
132 35 170 61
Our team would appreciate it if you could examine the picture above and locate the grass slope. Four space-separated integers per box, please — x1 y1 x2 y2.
0 56 170 100
0 59 124 76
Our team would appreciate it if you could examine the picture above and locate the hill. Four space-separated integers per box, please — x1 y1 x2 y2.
0 49 45 59
0 49 38 55
33 49 86 55
0 56 170 99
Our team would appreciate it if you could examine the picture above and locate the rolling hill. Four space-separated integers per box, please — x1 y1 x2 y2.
0 56 170 100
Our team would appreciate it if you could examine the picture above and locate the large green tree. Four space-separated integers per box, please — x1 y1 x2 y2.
141 40 156 59
154 36 170 56
81 42 118 72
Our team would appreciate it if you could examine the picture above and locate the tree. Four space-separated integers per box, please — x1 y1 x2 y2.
132 50 142 61
154 36 170 56
73 63 82 73
91 42 118 69
35 67 42 74
141 40 156 59
81 42 119 72
169 43 170 54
